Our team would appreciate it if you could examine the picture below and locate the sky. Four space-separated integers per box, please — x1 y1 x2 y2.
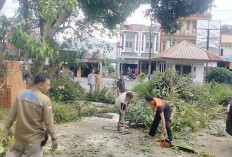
1 0 232 44
126 0 232 25
2 0 232 25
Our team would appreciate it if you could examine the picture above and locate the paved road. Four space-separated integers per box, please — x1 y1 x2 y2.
74 77 139 92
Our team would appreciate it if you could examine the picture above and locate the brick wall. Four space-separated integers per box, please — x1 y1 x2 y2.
0 61 26 108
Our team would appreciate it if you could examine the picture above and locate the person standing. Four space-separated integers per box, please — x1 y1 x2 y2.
95 70 102 91
145 95 173 143
88 69 95 93
115 92 134 131
155 74 165 99
135 68 138 76
5 73 58 157
117 75 126 96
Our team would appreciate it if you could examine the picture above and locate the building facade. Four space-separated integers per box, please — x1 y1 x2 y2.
161 12 212 51
118 24 160 75
220 34 232 69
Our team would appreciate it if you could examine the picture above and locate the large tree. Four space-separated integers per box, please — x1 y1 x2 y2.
9 0 147 83
8 0 214 83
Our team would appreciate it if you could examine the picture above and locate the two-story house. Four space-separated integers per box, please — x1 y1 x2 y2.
118 24 160 75
161 12 212 51
220 34 232 69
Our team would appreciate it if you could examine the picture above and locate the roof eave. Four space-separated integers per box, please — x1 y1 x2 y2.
153 57 223 62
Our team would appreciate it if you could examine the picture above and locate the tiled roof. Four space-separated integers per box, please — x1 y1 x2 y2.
153 40 223 62
221 34 232 44
83 53 106 60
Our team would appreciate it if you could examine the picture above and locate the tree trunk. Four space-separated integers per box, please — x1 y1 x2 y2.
23 51 33 87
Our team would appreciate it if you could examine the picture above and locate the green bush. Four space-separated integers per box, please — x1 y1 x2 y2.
107 65 115 74
194 84 232 106
49 74 85 102
133 80 157 98
0 133 14 157
171 101 210 134
133 69 195 100
207 67 232 84
125 98 153 129
86 87 116 104
129 69 229 139
52 101 97 123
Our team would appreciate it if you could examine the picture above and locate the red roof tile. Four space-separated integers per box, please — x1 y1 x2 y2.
153 40 223 62
83 53 106 60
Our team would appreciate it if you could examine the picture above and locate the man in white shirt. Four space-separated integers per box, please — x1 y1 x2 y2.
88 69 95 93
115 92 134 130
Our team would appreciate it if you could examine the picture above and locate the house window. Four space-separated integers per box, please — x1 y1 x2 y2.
146 42 149 49
150 42 153 49
141 34 145 52
193 65 196 78
175 64 182 75
155 36 159 52
122 34 125 50
146 42 153 49
129 41 132 48
192 21 197 34
162 41 166 50
187 21 191 30
183 65 191 75
159 63 166 72
221 49 224 56
167 63 173 69
126 41 129 48
135 34 139 51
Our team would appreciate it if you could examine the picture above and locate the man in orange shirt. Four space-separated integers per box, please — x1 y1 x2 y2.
145 95 172 142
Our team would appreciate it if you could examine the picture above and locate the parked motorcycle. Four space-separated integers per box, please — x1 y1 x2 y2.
126 72 136 81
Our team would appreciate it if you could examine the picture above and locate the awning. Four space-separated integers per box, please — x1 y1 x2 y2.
120 60 139 64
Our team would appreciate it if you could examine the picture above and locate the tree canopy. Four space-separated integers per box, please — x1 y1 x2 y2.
221 24 232 34
151 0 214 33
1 0 214 82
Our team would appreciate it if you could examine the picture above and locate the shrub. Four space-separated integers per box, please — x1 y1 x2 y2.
125 98 153 129
171 101 210 134
0 133 14 157
125 97 223 139
107 65 115 74
133 69 195 100
130 69 229 139
86 87 116 104
207 67 232 84
49 74 85 102
52 101 97 123
193 83 232 107
133 80 156 98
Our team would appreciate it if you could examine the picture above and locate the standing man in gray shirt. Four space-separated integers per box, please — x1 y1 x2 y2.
88 69 95 93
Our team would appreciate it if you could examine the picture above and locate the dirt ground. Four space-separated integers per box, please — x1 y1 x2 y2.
43 114 232 157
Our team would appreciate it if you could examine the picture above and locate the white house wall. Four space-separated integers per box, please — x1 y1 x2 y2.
195 62 204 84
165 60 205 84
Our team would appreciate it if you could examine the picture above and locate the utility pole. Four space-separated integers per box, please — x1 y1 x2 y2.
206 28 210 77
116 42 122 78
148 18 152 80
116 42 119 78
